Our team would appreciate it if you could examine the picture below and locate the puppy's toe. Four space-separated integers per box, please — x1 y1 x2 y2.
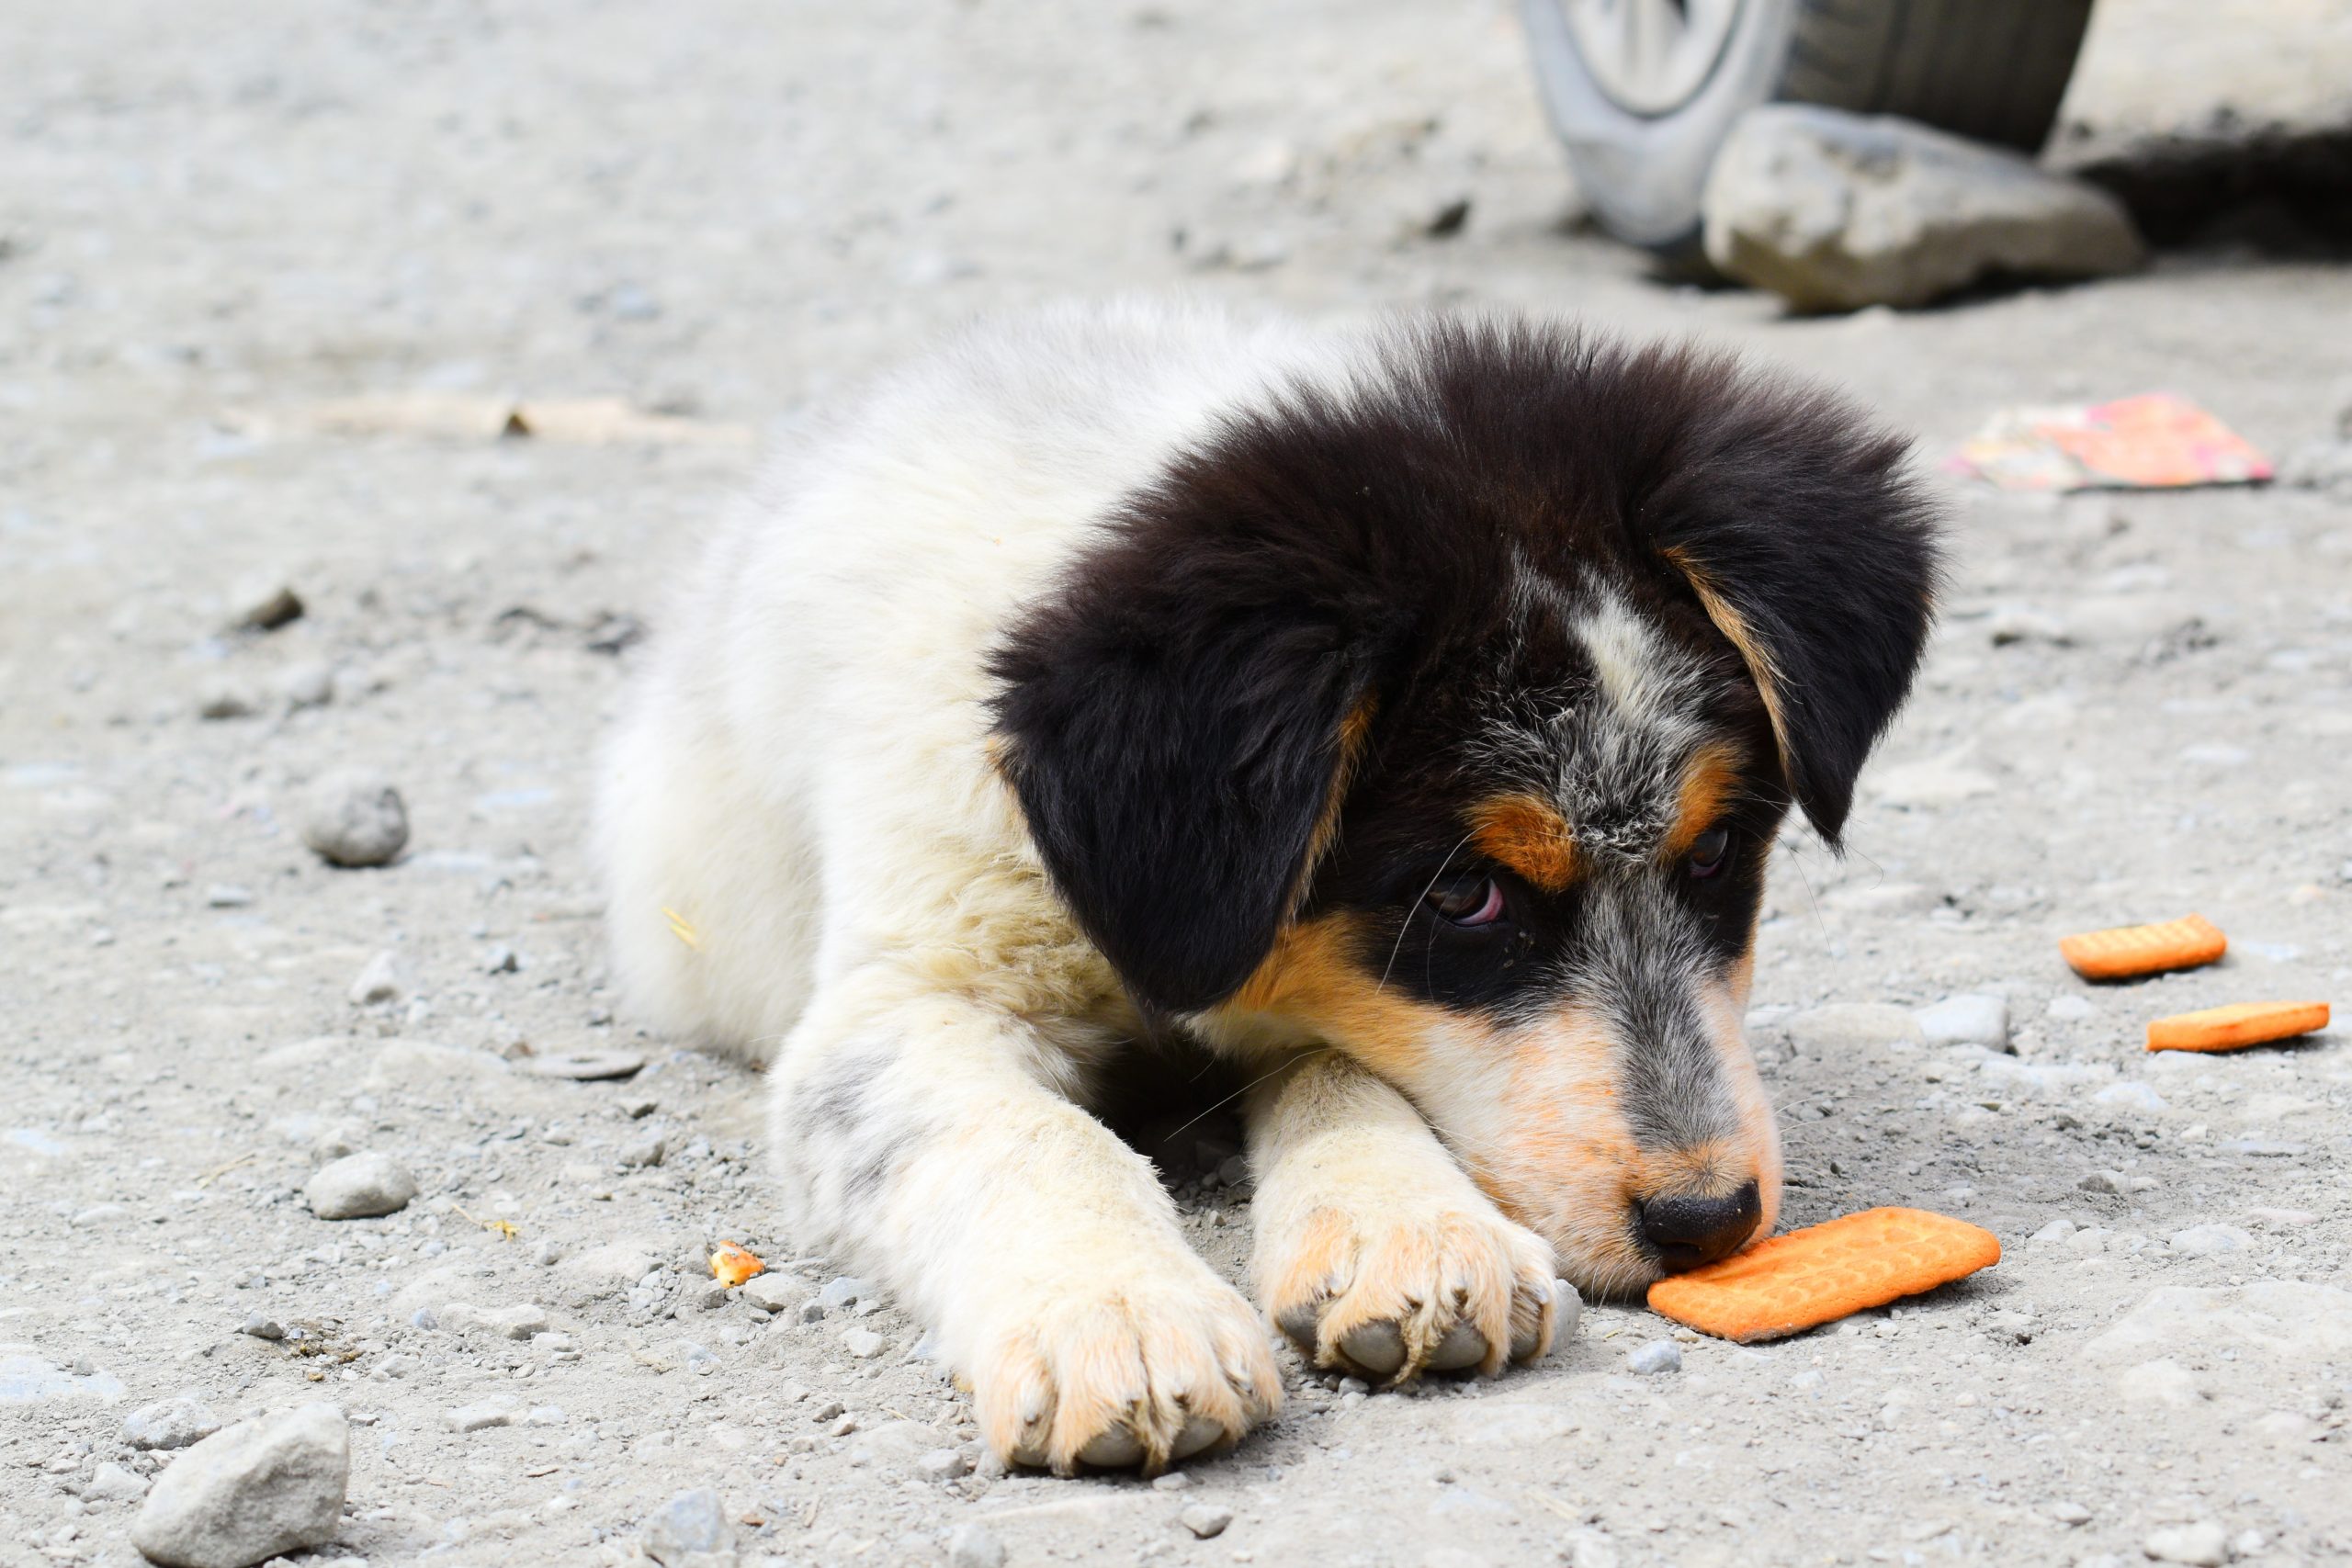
1333 1320 1408 1378
1263 1201 1558 1384
974 1258 1281 1476
1424 1319 1488 1373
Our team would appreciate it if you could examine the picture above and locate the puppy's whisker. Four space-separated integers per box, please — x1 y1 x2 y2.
1161 1046 1340 1145
1379 830 1476 993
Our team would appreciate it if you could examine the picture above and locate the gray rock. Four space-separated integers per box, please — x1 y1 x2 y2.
300 771 409 868
618 1131 667 1168
1782 1003 1925 1054
87 1461 151 1501
842 1326 888 1359
197 684 261 721
445 1395 520 1432
2051 1501 2093 1526
1702 105 2143 312
916 1447 969 1480
641 1487 734 1568
1626 1340 1682 1375
740 1275 800 1314
205 884 254 908
304 1153 417 1221
230 579 305 632
240 1314 285 1341
1181 1503 1235 1540
346 952 402 1007
275 661 334 712
122 1396 223 1451
1916 995 2010 1050
2142 1521 2229 1567
130 1404 348 1568
2167 1224 2251 1257
818 1276 872 1312
1553 1278 1585 1348
947 1522 1006 1568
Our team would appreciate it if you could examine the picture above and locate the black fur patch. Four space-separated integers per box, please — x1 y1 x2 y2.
989 317 1940 1014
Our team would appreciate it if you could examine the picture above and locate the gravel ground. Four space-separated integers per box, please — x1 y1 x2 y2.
4 3 2350 1566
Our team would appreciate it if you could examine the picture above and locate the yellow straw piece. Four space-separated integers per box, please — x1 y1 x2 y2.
661 906 702 950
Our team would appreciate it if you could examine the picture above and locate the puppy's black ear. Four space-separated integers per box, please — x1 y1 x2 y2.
1642 371 1943 846
989 542 1368 1016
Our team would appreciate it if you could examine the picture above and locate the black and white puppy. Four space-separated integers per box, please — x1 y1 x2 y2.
596 301 1939 1473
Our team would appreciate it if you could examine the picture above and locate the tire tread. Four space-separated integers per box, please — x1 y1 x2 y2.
1780 0 2093 152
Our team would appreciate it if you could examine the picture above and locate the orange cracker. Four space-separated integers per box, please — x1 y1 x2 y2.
2147 1000 2329 1054
1647 1207 2000 1343
2058 913 2226 981
708 1240 766 1289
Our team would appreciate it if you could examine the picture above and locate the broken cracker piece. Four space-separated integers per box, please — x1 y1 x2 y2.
2146 1000 2329 1054
709 1241 765 1289
2058 913 2226 981
1647 1207 2000 1343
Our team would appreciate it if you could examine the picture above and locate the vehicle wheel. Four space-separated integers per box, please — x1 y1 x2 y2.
1521 0 2097 257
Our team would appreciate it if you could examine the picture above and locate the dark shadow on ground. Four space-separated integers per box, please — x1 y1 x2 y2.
2062 118 2352 254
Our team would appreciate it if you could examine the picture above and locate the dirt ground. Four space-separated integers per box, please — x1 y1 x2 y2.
4 2 2350 1565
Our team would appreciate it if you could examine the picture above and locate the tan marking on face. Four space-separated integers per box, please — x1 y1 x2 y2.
1288 696 1379 917
1662 546 1791 775
1662 739 1743 861
1228 912 1451 1086
1466 793 1578 893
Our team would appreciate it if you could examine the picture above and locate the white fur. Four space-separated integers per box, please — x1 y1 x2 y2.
598 302 1365 1471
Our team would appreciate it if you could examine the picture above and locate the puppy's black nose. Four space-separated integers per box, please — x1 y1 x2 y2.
1639 1181 1762 1272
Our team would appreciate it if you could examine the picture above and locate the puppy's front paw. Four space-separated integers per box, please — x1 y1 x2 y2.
971 1253 1281 1476
1260 1194 1558 1383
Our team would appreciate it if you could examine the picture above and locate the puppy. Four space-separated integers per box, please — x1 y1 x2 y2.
596 300 1939 1473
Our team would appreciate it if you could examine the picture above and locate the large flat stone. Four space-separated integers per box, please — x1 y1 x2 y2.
1703 105 2144 311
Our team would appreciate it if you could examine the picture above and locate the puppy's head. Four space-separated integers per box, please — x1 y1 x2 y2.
991 319 1940 1295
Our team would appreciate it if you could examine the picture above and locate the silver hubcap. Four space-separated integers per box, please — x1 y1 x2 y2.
1559 0 1745 115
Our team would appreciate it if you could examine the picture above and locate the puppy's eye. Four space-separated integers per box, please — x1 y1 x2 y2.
1427 874 1506 928
1688 829 1731 880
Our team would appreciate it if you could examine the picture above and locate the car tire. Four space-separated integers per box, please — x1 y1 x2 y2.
1521 0 2097 258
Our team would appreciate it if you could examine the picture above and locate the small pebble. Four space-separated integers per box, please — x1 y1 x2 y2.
445 1396 520 1432
85 1461 150 1502
347 952 403 1006
1915 994 2010 1050
1180 1503 1235 1540
618 1132 667 1168
842 1327 888 1359
916 1447 969 1480
1153 1472 1194 1492
947 1521 1007 1568
240 1314 285 1341
1553 1278 1585 1345
121 1396 223 1451
818 1276 872 1312
276 661 334 711
2142 1520 2229 1567
300 771 409 868
741 1275 800 1313
305 1152 418 1220
1625 1340 1682 1376
197 684 260 721
206 884 254 908
230 579 305 631
2050 1501 2093 1525
641 1487 732 1567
